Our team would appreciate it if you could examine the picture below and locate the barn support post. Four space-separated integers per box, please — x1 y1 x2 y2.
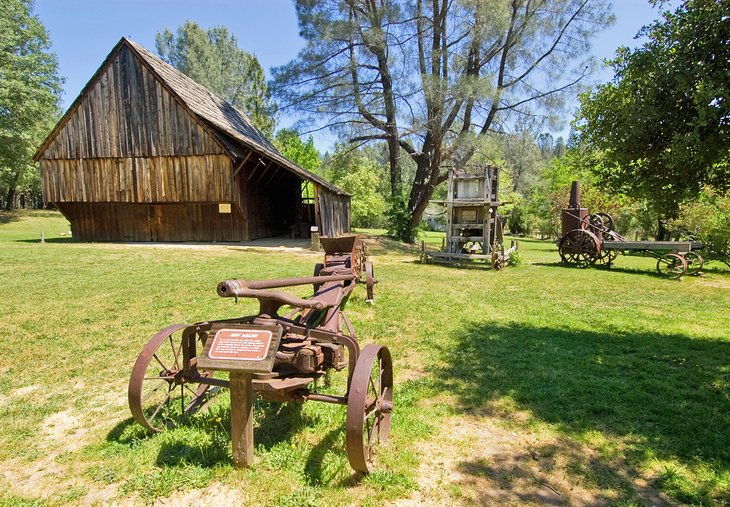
313 183 321 236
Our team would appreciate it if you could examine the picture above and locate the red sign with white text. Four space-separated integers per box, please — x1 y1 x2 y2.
207 329 273 361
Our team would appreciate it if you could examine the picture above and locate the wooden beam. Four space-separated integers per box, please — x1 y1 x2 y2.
271 167 289 185
247 159 264 181
257 161 274 184
265 164 280 185
232 151 253 178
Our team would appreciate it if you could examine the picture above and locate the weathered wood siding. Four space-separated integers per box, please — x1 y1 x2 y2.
57 202 245 242
317 186 351 237
36 39 351 243
41 154 233 203
41 45 223 160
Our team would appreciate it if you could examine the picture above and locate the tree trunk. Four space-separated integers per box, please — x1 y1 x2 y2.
386 135 402 198
655 219 668 241
4 187 16 211
407 158 445 227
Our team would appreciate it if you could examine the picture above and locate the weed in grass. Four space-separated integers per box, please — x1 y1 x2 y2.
508 249 524 267
121 464 216 501
0 497 44 507
655 463 719 506
87 464 119 484
270 486 321 507
363 469 418 491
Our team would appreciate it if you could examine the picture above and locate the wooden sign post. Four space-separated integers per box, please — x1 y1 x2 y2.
197 325 282 468
229 372 254 467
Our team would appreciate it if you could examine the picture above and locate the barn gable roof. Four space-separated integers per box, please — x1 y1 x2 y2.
35 37 348 196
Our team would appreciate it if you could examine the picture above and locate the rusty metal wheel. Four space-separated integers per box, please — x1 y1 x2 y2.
595 212 614 233
683 251 704 275
128 324 219 431
584 213 605 233
656 253 687 279
346 344 393 473
595 246 618 265
558 229 601 268
365 261 376 300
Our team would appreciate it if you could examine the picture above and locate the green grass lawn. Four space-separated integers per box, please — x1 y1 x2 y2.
1 211 729 506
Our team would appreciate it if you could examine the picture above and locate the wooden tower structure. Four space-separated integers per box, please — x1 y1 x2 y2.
422 165 516 268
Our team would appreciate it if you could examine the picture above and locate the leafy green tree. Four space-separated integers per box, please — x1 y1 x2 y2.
273 128 321 173
322 145 387 228
273 0 613 241
0 0 63 210
527 147 639 238
156 21 277 137
669 187 730 263
502 131 546 196
576 0 730 219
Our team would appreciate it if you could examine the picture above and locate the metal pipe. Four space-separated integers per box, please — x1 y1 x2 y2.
569 180 581 208
303 393 348 405
198 377 231 388
217 274 355 296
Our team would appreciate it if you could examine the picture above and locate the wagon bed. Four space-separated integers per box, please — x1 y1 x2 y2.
602 241 702 252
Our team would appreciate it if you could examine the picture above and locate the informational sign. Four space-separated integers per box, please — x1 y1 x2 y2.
218 203 232 214
198 325 281 373
460 209 478 223
208 329 272 361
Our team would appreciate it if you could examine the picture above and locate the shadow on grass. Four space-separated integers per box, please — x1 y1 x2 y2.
16 237 75 244
409 258 500 270
0 212 21 225
107 401 309 468
531 260 677 279
435 322 730 503
362 236 420 256
303 425 355 486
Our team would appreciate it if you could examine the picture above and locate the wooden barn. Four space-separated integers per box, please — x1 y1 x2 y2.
34 37 350 242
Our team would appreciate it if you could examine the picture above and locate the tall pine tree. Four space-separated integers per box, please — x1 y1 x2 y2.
156 21 277 137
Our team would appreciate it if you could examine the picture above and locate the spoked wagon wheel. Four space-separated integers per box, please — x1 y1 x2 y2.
656 253 688 279
346 344 393 473
365 261 376 300
128 324 219 431
595 246 618 265
683 251 704 275
585 213 605 233
595 212 614 233
559 229 601 268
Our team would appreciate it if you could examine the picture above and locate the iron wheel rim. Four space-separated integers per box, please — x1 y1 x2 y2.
656 253 687 279
128 324 217 431
346 344 393 473
559 229 600 268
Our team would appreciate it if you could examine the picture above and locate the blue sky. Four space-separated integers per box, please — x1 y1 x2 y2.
35 0 664 145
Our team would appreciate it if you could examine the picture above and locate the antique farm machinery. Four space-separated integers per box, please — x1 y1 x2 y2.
558 181 704 279
127 235 390 473
421 165 517 268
